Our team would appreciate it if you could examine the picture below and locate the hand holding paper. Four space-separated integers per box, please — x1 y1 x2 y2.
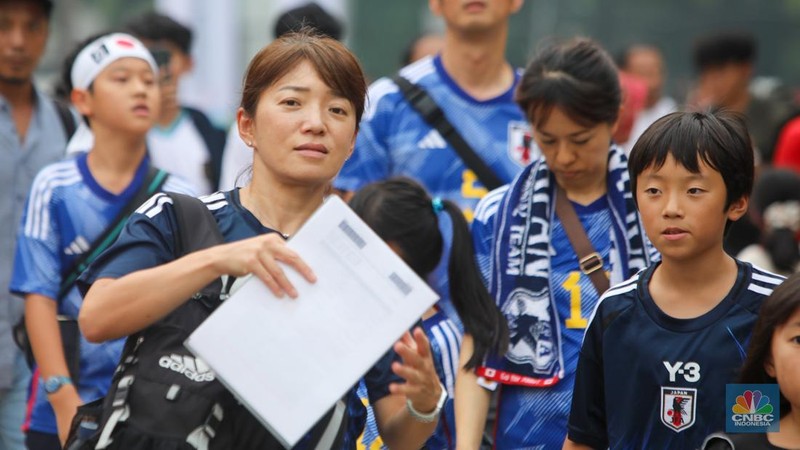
208 233 316 299
185 196 440 447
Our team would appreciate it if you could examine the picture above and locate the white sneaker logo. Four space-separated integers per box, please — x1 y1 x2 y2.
64 236 90 255
159 354 216 382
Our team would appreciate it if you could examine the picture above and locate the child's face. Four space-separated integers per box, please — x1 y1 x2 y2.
532 106 615 196
76 57 160 134
635 153 747 261
143 40 192 115
766 307 800 411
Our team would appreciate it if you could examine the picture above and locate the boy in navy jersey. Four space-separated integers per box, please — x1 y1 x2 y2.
564 111 784 450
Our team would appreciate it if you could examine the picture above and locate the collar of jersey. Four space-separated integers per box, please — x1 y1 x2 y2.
432 54 521 106
77 151 151 203
151 109 187 136
637 259 748 333
229 188 282 237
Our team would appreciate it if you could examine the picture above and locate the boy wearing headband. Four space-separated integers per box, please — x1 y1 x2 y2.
10 33 193 449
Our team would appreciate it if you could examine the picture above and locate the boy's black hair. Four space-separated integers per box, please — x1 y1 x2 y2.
274 2 343 41
123 11 192 54
349 177 508 369
628 110 754 213
692 30 756 72
738 272 800 417
516 37 621 129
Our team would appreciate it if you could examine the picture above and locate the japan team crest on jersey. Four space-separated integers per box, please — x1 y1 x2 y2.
507 121 535 166
661 387 697 432
501 287 560 376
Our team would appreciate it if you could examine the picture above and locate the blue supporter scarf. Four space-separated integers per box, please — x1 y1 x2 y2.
477 145 652 387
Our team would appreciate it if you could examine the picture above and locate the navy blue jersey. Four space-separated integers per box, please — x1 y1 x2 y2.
567 261 784 450
78 189 400 449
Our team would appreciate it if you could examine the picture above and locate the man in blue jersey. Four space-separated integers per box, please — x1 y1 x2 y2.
564 111 784 450
10 33 194 449
335 0 530 329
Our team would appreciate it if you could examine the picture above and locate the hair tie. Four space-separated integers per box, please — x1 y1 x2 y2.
431 197 444 213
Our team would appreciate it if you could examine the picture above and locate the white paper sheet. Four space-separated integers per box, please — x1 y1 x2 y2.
185 195 439 448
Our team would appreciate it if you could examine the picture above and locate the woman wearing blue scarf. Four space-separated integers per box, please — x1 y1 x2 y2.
455 38 656 449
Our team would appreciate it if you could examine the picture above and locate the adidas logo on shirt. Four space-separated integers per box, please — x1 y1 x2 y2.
158 354 216 382
418 129 447 150
64 236 90 255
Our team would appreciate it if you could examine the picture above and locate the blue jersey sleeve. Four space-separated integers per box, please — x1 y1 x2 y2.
567 303 609 449
77 193 179 295
10 177 63 300
471 186 507 288
363 347 402 406
334 78 398 192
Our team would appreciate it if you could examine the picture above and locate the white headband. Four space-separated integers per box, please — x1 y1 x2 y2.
70 33 159 90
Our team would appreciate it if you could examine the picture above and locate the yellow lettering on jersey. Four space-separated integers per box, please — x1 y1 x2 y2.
462 169 488 198
562 271 588 329
461 169 488 223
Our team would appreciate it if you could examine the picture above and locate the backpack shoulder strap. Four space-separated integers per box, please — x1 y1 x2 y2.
184 107 226 191
57 166 169 301
168 193 225 257
52 98 77 141
391 74 504 190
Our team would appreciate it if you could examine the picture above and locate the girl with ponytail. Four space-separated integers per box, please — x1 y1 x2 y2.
349 177 508 450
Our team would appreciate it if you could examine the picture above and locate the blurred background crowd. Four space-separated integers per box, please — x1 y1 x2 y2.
37 0 800 129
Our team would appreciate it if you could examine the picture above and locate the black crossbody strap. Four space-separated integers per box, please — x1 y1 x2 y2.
57 166 169 300
392 74 504 191
554 186 610 296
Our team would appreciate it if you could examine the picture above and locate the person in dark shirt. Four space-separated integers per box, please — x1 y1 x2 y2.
565 111 784 449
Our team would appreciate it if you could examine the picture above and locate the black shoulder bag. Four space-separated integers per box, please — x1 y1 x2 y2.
13 167 169 382
392 74 505 191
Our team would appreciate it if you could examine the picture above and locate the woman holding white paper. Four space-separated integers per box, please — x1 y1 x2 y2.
78 30 443 449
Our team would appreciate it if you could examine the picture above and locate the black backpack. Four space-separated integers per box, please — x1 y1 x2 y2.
66 193 348 450
184 107 226 191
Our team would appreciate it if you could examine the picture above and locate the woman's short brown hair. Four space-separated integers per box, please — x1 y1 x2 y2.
240 29 367 128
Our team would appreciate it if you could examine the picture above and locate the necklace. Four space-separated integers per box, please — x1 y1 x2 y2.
239 187 290 239
255 213 290 239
